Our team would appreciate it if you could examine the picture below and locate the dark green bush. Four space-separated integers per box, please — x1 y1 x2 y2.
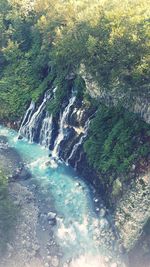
84 106 150 181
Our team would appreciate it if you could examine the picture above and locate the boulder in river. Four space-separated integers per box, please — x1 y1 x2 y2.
18 135 23 140
47 212 57 226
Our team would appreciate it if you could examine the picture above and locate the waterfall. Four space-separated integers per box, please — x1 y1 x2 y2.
19 86 94 167
19 90 52 142
18 101 35 136
52 92 76 159
67 118 91 164
39 113 53 148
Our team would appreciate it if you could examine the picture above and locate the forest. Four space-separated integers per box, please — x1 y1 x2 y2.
0 0 149 120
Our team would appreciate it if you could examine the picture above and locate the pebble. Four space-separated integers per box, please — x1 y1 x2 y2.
52 256 59 267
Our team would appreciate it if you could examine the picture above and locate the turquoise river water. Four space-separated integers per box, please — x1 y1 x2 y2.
0 125 126 267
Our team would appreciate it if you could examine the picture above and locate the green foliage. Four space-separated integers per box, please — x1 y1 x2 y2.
31 72 55 101
0 170 17 252
46 86 65 116
46 78 71 116
74 76 85 99
84 105 150 180
0 47 36 121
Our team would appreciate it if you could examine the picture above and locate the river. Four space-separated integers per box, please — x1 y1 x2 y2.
0 125 126 267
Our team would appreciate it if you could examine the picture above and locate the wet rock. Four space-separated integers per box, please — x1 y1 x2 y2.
18 135 23 140
47 212 56 221
48 220 57 226
45 161 51 166
47 212 57 226
75 182 81 187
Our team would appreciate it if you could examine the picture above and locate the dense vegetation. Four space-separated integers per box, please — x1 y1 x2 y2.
0 170 17 252
0 0 149 121
84 106 150 188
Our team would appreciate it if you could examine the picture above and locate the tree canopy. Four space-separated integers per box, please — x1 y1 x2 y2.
0 0 149 120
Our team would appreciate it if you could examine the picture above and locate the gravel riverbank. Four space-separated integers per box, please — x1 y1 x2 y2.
0 135 60 267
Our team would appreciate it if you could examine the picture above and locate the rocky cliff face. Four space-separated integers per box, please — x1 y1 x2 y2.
80 64 150 124
114 171 150 251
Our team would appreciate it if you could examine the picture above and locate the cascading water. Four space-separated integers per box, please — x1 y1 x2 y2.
52 91 76 159
39 113 53 148
67 118 91 164
19 90 52 142
18 101 35 137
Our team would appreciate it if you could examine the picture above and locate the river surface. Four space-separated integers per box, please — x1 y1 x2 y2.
0 125 125 267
